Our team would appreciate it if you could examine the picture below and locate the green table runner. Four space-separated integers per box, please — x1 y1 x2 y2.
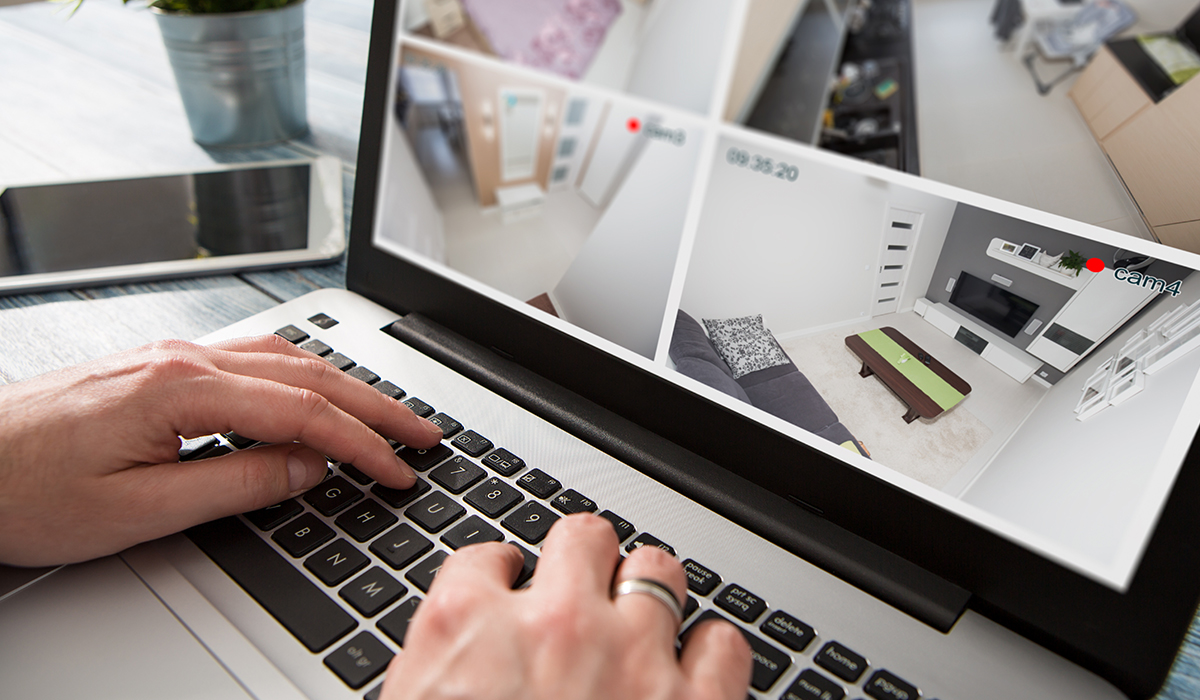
858 329 965 411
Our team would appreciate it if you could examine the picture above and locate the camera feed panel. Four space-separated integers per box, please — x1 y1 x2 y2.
399 0 741 116
724 0 1200 251
376 42 706 359
671 133 1200 584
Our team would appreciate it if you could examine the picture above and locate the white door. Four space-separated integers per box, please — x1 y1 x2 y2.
872 207 922 316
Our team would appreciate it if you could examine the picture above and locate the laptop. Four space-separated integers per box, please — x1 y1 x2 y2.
4 0 1200 698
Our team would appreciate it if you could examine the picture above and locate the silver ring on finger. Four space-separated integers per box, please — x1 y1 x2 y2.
613 577 684 626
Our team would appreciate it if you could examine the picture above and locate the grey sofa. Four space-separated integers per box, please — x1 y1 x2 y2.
670 310 868 459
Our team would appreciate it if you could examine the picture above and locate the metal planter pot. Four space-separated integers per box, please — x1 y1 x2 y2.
154 2 308 148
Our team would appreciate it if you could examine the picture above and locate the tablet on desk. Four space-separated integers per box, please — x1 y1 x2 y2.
0 156 345 295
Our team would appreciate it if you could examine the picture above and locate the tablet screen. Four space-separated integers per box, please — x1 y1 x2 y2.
0 163 312 277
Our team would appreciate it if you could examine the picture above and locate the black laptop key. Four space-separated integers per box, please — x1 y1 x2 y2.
502 501 560 544
364 685 382 700
300 338 333 357
761 610 816 652
324 631 393 690
626 532 676 556
511 542 538 587
682 559 721 596
180 438 232 462
450 429 493 457
244 498 303 531
684 595 699 620
745 632 793 691
406 491 465 533
406 550 449 593
339 462 374 485
782 669 846 700
272 512 335 557
816 641 868 682
178 435 220 461
374 380 406 400
377 597 422 647
551 489 598 515
428 412 463 438
224 431 258 449
397 443 452 471
204 443 234 460
335 498 399 542
464 477 523 518
441 515 505 550
186 517 357 653
308 312 339 329
346 365 380 385
369 523 433 570
864 670 919 700
371 476 431 509
483 447 525 476
688 611 790 691
304 476 363 516
430 455 486 494
326 352 356 371
403 397 435 418
715 583 767 623
516 468 561 498
340 567 407 617
275 325 309 344
305 539 370 586
597 510 635 542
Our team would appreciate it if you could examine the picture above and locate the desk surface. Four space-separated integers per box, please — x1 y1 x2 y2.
1 1 1200 698
0 0 363 381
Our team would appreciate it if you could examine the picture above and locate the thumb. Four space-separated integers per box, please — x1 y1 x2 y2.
131 443 329 538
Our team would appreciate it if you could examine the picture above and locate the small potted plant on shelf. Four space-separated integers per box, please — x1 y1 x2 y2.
1056 249 1086 276
94 0 309 147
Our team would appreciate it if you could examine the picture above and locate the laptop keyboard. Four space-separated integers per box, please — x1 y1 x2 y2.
182 320 925 700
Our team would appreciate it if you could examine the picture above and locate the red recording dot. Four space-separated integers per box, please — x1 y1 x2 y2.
1086 257 1105 273
626 118 641 133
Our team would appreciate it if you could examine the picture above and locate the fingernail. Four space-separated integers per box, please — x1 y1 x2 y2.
287 451 324 492
420 417 444 437
395 453 417 480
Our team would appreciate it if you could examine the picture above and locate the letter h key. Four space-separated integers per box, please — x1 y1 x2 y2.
336 499 398 542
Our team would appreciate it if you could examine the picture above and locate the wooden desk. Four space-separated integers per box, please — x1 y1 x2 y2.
0 0 367 381
2 2 1200 698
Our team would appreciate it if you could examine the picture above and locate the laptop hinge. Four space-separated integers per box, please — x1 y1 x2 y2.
383 314 971 633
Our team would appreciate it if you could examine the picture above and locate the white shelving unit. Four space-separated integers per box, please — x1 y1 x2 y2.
1074 298 1200 420
985 238 1093 290
1026 268 1158 373
917 301 1042 382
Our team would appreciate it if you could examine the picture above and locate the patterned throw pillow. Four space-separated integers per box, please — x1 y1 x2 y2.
701 315 790 379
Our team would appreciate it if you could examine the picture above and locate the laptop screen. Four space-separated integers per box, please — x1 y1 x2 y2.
363 0 1200 593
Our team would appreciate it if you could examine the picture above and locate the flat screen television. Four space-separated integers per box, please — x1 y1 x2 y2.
949 271 1039 337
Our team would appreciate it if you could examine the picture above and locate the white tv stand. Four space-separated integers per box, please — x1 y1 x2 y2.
915 300 1043 383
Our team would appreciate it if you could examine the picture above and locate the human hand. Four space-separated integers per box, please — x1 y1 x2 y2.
0 334 443 566
382 514 753 700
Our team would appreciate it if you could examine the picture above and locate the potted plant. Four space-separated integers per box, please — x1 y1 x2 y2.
117 0 309 147
1057 249 1086 276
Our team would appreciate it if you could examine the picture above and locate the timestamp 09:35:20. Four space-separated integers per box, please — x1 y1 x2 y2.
725 147 799 182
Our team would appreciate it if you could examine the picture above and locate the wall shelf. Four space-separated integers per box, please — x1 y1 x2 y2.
985 238 1093 290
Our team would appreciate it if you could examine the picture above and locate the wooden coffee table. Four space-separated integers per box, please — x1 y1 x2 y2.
845 327 972 423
